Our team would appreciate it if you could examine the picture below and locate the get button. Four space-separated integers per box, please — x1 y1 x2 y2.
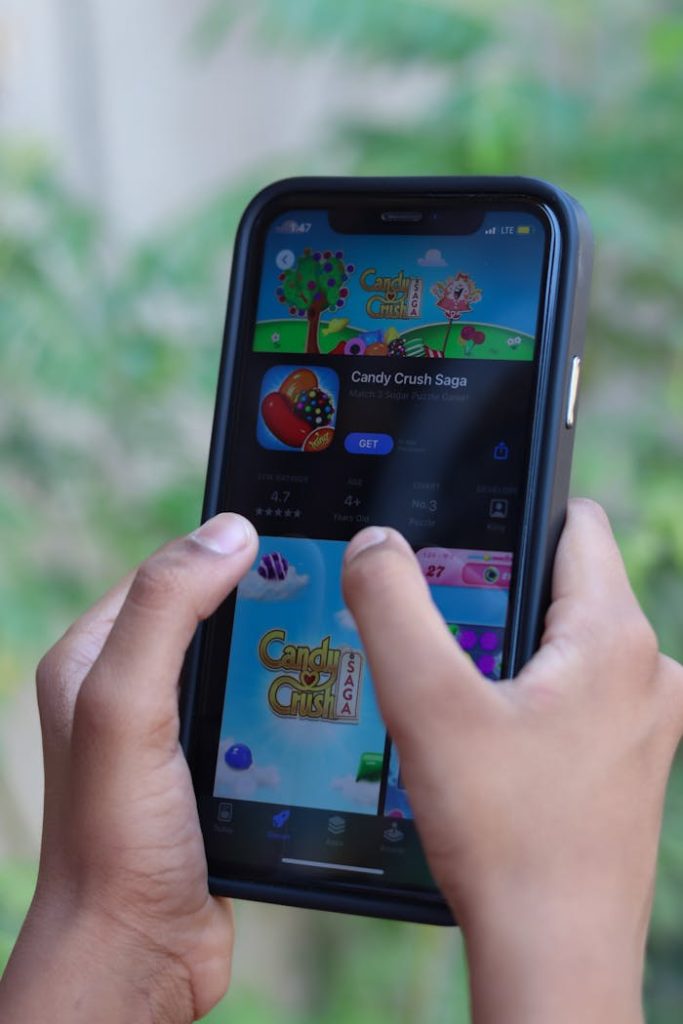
344 432 394 455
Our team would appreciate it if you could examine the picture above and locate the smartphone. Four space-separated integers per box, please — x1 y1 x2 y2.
180 177 593 925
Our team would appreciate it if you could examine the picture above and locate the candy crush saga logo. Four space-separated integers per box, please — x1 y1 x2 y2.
259 629 363 723
359 268 423 319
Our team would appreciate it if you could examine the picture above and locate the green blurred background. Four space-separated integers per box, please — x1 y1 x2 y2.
1 0 682 1019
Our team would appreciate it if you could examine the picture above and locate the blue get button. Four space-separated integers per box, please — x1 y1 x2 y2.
344 432 394 455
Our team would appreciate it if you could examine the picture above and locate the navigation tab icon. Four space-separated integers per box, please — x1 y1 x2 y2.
328 815 346 836
383 822 405 844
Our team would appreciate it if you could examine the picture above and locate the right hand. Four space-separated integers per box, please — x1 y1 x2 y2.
342 500 683 1024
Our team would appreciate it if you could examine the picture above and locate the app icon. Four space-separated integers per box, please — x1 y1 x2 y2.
328 815 346 836
493 441 510 461
489 498 509 519
272 809 291 829
383 822 405 844
257 365 339 453
217 802 233 823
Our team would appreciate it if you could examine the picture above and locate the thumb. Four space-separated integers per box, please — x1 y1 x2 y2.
342 527 489 750
74 513 258 748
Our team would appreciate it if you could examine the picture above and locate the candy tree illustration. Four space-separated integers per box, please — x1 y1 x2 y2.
431 272 482 349
276 248 354 354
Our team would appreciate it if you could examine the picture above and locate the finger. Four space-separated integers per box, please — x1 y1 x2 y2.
342 526 490 748
75 513 258 749
522 499 655 687
550 499 634 606
35 570 136 869
36 571 136 760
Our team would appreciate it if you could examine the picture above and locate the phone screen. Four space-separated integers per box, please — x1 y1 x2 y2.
195 199 554 902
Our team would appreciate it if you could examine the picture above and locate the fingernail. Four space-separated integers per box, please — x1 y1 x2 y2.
191 514 254 555
345 526 388 564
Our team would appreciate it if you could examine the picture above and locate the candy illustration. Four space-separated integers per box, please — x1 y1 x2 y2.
404 337 426 357
294 387 335 428
321 317 350 335
457 629 478 651
261 392 311 448
361 329 384 345
365 341 388 356
327 340 348 355
476 654 497 677
258 551 289 581
279 367 318 405
225 743 253 771
458 324 486 355
343 337 366 356
387 338 407 357
356 751 384 783
479 631 500 652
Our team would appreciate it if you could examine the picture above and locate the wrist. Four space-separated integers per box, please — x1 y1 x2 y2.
458 887 647 1024
1 895 194 1024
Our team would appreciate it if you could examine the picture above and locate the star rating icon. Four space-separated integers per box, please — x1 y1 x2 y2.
256 506 303 519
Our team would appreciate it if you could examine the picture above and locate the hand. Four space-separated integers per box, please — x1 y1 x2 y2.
0 514 258 1024
342 500 683 1024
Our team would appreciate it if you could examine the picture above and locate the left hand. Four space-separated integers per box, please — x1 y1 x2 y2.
0 513 258 1024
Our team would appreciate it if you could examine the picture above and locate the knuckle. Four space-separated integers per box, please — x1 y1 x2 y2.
559 596 657 674
558 604 606 653
621 606 659 672
128 549 187 615
35 644 60 700
73 671 126 742
35 640 70 716
35 627 97 739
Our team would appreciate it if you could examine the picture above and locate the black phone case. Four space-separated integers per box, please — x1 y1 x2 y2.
180 176 593 926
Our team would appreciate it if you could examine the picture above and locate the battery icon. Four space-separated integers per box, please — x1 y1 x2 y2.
516 225 532 235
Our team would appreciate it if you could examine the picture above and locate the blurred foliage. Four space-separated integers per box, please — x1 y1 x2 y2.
193 0 491 63
0 863 35 969
203 912 469 1024
0 146 254 671
1 0 683 1020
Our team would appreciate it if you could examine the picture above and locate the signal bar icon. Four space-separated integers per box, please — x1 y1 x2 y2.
484 226 497 235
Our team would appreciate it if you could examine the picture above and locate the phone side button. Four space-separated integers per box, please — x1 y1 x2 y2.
565 356 582 429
